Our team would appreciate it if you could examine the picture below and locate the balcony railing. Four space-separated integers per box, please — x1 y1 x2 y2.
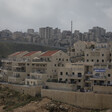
31 71 46 74
26 76 41 80
90 75 106 80
67 74 82 79
13 69 26 72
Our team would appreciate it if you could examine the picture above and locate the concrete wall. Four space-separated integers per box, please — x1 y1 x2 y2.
93 86 112 94
45 82 76 91
3 83 41 96
41 89 112 109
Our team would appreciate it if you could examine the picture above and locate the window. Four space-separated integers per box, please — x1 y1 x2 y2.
102 54 104 56
72 49 75 52
108 81 110 84
33 82 35 86
60 72 63 75
66 72 68 75
91 59 94 62
97 59 99 62
66 59 68 61
108 74 111 77
77 86 81 89
78 80 81 82
87 54 89 56
27 74 30 77
78 73 82 77
27 63 29 66
87 59 89 62
102 59 104 62
27 81 29 85
59 78 62 81
110 54 111 56
54 64 56 67
65 79 68 82
72 72 74 75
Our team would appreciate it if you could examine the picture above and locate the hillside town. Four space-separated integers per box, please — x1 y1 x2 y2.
0 26 112 48
0 40 112 109
1 40 112 88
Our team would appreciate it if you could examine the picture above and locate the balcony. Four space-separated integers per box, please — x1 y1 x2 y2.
85 79 91 83
1 59 13 62
14 70 26 72
90 76 106 81
27 76 39 80
8 76 22 84
31 71 46 74
67 74 82 79
85 72 93 76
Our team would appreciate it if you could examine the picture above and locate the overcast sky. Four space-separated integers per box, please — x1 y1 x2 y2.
0 0 112 32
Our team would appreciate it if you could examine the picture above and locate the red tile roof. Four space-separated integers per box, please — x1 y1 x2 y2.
10 52 19 56
23 51 39 56
41 50 59 57
11 51 25 56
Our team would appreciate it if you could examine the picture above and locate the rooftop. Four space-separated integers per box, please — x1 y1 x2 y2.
41 50 59 56
10 51 25 56
24 51 40 56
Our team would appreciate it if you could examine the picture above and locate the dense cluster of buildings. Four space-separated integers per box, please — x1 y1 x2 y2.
0 26 112 48
0 40 112 94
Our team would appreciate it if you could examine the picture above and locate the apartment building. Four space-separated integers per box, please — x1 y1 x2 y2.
57 61 94 91
1 50 69 86
40 50 70 79
39 27 53 39
24 50 69 86
25 58 48 86
1 41 112 93
25 50 69 86
55 43 112 91
58 62 85 90
84 48 112 90
1 51 28 82
2 51 42 84
68 41 95 62
85 48 110 63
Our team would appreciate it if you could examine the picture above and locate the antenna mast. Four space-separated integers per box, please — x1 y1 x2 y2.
71 20 73 33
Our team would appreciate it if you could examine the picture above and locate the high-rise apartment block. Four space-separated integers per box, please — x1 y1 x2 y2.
39 27 53 39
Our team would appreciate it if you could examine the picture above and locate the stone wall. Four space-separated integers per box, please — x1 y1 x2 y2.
41 89 112 109
93 86 112 94
45 82 76 91
3 83 41 96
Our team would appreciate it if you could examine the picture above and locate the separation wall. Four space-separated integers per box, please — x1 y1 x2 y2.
41 89 112 109
45 82 76 91
2 83 41 96
93 86 112 94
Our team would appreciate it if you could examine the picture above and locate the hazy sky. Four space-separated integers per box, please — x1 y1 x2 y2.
0 0 112 32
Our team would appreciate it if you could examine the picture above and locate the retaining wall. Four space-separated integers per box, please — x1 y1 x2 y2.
41 89 112 109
